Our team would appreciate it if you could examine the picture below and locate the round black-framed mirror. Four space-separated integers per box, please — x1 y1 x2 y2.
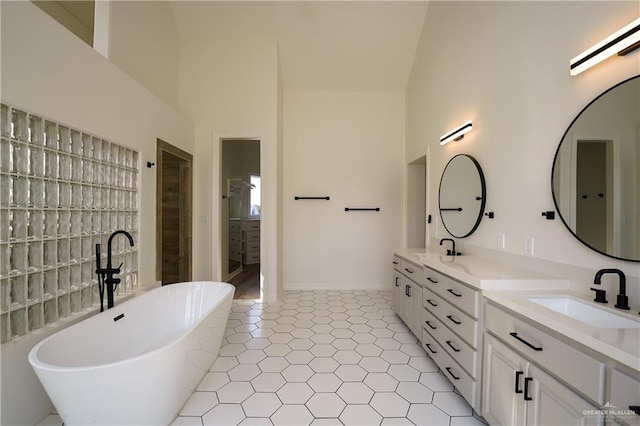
438 154 486 238
552 75 639 262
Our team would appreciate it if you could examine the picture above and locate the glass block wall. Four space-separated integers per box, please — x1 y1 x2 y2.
0 104 139 344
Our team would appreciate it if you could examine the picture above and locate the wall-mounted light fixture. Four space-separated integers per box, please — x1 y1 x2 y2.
570 17 640 76
440 121 473 146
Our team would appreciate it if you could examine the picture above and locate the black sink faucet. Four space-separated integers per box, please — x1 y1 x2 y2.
95 230 135 311
594 268 629 310
439 238 460 256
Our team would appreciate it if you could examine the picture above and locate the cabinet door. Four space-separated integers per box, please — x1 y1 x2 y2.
408 282 422 338
526 364 600 426
392 271 403 314
483 334 527 426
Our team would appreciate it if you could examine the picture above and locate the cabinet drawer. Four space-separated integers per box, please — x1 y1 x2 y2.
423 327 478 409
423 286 478 348
422 307 477 377
244 241 260 251
244 252 260 263
400 259 424 286
485 302 605 404
245 231 260 242
230 240 242 251
243 221 260 231
392 256 402 270
230 222 241 231
609 368 640 425
424 266 479 318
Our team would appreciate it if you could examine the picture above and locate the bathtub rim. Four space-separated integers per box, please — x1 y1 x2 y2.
28 281 235 373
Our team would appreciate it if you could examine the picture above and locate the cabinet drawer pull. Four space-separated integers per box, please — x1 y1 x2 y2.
445 367 460 380
395 277 399 287
405 285 410 296
509 332 543 351
425 320 437 330
447 288 462 297
426 299 438 307
629 406 640 415
404 268 414 274
393 261 399 265
446 315 461 325
515 371 524 394
407 285 412 297
427 277 438 284
425 343 437 354
524 377 533 401
445 340 460 352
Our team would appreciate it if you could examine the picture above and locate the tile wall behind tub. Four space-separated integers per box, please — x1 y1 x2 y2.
0 104 139 344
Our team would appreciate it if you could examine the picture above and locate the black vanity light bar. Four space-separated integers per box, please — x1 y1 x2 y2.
570 17 640 76
440 121 473 146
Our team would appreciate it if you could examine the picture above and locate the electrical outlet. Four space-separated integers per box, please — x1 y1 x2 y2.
524 236 534 256
496 233 505 250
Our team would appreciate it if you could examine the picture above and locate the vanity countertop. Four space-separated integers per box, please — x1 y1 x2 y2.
484 290 640 371
394 250 569 291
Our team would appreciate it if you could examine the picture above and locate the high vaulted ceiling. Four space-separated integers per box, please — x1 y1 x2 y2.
168 1 429 91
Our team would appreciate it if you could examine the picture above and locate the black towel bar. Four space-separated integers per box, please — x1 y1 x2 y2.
294 196 330 200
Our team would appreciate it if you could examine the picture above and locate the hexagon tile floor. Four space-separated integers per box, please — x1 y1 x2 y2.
38 290 487 426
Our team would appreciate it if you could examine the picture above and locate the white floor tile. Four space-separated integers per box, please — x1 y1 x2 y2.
281 364 314 382
337 382 374 404
202 403 246 425
406 403 451 426
197 372 230 391
339 405 383 426
242 393 282 417
175 290 474 426
335 364 368 382
277 382 315 404
270 404 314 426
308 372 343 392
229 363 261 381
217 381 254 403
432 392 473 417
364 373 399 392
179 391 219 416
307 393 346 418
251 372 286 392
370 392 410 417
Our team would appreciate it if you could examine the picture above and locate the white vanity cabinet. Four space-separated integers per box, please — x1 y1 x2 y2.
421 264 482 411
483 333 600 426
392 254 424 339
483 301 611 426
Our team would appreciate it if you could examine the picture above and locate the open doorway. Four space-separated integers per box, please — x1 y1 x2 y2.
407 155 427 248
221 139 261 299
156 139 193 285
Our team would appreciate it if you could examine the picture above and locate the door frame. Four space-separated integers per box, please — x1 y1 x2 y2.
156 138 193 283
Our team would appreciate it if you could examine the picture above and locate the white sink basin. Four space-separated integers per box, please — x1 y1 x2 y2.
527 296 639 329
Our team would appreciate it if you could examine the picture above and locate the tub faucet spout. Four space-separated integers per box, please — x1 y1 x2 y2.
96 230 135 311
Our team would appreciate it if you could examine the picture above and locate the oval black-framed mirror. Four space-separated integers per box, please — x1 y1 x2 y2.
438 154 486 238
552 74 639 262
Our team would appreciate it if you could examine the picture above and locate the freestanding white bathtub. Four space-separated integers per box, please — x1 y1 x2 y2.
29 281 234 425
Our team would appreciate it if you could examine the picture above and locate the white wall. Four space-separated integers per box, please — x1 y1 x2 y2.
407 1 640 282
282 91 405 289
0 3 193 424
179 38 281 301
108 1 181 110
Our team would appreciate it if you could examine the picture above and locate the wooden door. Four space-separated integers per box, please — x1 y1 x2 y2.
156 139 193 284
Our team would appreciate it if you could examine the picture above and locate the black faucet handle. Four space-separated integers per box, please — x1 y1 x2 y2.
615 294 630 310
590 288 608 304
